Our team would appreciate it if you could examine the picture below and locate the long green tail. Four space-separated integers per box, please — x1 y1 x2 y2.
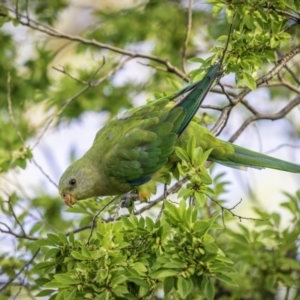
211 142 300 173
175 64 220 135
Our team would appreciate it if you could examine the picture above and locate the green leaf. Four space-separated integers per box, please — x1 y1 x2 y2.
242 72 256 90
212 3 224 16
132 262 147 275
243 14 253 29
43 281 72 289
44 248 59 261
194 192 206 207
129 277 149 288
204 278 215 300
47 233 62 245
167 78 182 90
64 288 77 300
54 274 81 285
216 273 238 286
177 277 193 299
175 147 190 162
35 289 55 297
71 251 88 260
32 261 55 272
68 232 75 245
58 232 68 244
35 278 50 286
33 239 57 247
163 277 175 296
163 261 185 269
187 57 206 63
152 269 178 279
204 242 219 254
187 136 196 160
29 222 44 235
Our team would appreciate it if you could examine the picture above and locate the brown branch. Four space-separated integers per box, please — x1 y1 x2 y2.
211 86 237 97
233 43 300 104
218 81 234 104
0 222 38 241
200 104 223 111
270 6 300 22
0 248 40 293
109 177 187 221
1 7 186 79
229 94 300 142
52 65 90 85
32 159 58 188
208 196 268 228
32 56 129 150
240 99 260 115
211 106 232 136
260 80 300 94
210 43 300 139
7 196 26 236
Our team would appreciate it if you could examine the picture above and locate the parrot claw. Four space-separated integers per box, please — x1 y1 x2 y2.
120 193 138 208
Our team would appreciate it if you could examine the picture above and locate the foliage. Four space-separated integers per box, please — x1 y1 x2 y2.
0 0 300 299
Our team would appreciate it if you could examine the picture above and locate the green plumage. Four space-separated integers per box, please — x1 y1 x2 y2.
58 64 300 205
177 123 300 172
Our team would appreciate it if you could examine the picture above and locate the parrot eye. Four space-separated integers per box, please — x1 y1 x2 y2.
69 178 77 186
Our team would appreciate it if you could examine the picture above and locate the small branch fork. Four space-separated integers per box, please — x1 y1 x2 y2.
211 42 300 140
207 196 269 228
0 196 38 241
0 7 186 79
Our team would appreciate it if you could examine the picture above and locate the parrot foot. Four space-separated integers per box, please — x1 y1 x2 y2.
120 193 138 208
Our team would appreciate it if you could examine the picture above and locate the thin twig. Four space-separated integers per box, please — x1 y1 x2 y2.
218 81 233 104
32 159 58 188
0 222 38 240
211 106 232 136
32 56 129 150
233 43 300 105
7 73 25 144
156 184 168 221
52 65 89 85
85 197 117 245
266 143 300 154
8 196 26 236
229 94 300 142
1 7 186 79
208 196 268 228
181 0 193 73
0 248 40 293
219 11 236 68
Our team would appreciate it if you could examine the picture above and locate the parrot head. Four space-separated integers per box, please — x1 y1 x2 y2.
58 159 100 207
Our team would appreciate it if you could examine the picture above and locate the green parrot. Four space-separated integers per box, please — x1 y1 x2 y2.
59 64 300 206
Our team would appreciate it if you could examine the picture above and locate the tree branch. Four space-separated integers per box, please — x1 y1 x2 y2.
0 248 40 293
229 94 300 142
1 7 186 79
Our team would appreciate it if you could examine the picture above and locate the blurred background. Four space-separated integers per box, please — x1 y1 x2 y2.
0 0 300 299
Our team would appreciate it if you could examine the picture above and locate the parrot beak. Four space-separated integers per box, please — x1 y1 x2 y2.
62 193 77 207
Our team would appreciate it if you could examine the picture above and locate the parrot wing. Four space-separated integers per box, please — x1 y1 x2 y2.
93 98 185 188
92 64 220 191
